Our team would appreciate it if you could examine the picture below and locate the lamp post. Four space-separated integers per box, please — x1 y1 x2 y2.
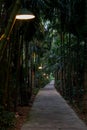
0 1 35 60
16 8 35 20
0 0 35 111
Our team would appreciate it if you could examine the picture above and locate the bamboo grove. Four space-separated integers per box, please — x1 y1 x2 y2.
0 0 87 129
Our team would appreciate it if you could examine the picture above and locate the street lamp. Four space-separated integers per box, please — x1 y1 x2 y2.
8 8 35 39
0 8 35 41
38 64 43 70
16 8 35 20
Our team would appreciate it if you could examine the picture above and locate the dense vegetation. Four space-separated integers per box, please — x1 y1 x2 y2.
0 0 87 129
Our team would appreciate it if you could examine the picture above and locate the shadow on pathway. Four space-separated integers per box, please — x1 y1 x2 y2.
21 80 87 130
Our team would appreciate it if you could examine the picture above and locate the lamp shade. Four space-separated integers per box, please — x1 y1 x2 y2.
16 8 35 20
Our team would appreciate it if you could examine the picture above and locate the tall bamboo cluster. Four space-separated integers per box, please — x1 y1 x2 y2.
55 0 87 113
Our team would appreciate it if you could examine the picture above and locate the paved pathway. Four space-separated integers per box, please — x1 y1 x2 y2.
21 80 87 130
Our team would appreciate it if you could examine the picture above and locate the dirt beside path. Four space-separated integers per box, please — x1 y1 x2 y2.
9 95 35 130
14 106 31 130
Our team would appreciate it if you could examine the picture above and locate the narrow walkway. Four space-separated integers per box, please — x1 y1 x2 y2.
21 80 87 130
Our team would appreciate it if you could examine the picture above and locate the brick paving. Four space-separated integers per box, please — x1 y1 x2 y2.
21 80 87 130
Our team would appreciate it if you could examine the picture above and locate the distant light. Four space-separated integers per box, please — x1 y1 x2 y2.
46 76 49 79
43 73 46 76
38 66 42 70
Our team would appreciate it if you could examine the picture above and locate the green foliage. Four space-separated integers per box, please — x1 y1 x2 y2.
0 106 15 130
36 71 49 88
0 0 87 126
